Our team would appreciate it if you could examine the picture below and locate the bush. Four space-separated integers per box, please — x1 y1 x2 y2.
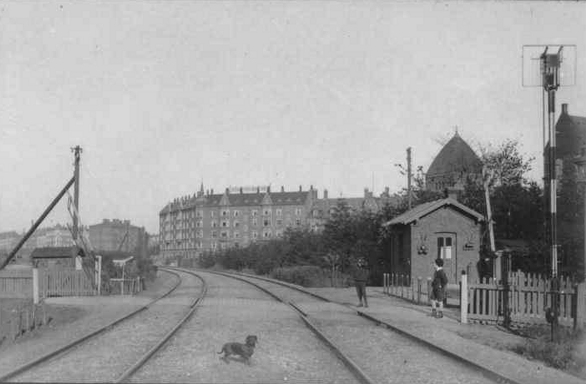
512 328 586 372
270 266 329 287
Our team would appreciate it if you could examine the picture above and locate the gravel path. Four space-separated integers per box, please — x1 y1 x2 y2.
0 270 179 375
6 270 195 383
229 274 497 384
130 270 358 384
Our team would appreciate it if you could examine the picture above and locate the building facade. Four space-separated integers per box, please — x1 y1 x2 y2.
159 185 400 260
89 219 147 254
159 185 318 260
0 231 20 252
383 198 484 283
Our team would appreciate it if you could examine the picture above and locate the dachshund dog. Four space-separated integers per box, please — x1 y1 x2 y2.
217 335 258 364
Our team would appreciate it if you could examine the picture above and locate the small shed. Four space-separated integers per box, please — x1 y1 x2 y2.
30 246 81 269
382 198 485 283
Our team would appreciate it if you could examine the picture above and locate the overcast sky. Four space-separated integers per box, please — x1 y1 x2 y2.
1 1 585 235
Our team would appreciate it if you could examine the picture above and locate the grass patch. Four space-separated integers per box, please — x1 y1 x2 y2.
511 325 586 375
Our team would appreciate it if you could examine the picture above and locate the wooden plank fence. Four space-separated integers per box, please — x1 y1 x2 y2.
383 271 586 328
40 268 96 298
468 272 576 326
0 269 33 299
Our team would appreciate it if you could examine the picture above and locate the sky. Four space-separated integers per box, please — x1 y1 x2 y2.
1 1 585 235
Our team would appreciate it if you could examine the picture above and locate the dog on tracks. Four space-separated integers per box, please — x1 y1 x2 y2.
217 335 258 365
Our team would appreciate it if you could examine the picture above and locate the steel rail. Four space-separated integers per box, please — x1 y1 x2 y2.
0 269 186 383
212 270 522 384
115 267 207 383
202 270 376 384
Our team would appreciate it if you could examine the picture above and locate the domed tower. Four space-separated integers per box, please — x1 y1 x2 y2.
426 132 482 194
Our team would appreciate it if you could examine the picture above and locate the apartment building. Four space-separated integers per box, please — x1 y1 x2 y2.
159 185 318 260
89 219 147 254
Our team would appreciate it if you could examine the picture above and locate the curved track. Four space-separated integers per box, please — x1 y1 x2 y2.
202 269 502 384
1 268 206 383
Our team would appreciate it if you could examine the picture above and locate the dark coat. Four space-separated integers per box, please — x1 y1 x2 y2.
431 268 448 301
352 266 369 283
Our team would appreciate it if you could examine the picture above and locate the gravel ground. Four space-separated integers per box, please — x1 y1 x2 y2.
229 274 496 384
131 270 358 384
10 270 200 383
0 270 179 380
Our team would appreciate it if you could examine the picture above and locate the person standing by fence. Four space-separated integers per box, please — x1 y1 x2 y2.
352 257 369 308
430 258 448 318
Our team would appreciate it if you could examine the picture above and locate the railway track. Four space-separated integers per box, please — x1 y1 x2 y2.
0 268 207 383
202 269 509 384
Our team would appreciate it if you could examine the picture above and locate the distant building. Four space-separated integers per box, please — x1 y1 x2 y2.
159 185 318 260
159 184 399 260
0 231 20 252
89 219 147 254
34 224 73 248
307 187 398 232
544 103 586 277
425 132 482 194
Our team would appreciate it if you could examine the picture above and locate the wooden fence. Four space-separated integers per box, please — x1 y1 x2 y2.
0 269 33 299
108 277 144 295
40 268 97 297
383 273 431 305
383 271 586 328
0 302 48 342
468 272 577 326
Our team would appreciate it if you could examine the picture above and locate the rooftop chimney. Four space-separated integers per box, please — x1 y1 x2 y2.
562 103 568 115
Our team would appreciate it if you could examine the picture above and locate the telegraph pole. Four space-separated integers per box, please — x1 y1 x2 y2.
407 147 412 210
71 146 82 241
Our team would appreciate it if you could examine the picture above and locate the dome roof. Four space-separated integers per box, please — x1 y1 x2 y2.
427 133 482 177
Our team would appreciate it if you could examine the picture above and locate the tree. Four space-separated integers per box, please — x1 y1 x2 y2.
322 200 356 270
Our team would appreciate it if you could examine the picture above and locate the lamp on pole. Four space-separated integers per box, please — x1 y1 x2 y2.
573 146 586 283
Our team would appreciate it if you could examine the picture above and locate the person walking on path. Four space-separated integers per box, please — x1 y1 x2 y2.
352 257 369 307
430 258 448 318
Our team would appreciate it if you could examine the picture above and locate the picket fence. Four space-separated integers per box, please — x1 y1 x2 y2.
0 269 33 299
468 272 577 326
382 273 431 305
40 268 97 297
383 271 585 327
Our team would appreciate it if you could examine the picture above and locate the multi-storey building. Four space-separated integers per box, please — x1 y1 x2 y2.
0 231 20 252
159 185 319 260
307 188 398 232
89 219 147 254
34 224 73 248
159 184 399 260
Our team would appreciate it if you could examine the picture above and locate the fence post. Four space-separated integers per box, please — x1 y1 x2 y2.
576 282 586 329
460 270 468 324
427 277 432 304
32 267 39 305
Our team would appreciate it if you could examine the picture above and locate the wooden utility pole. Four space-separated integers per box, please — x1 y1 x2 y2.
407 147 412 210
72 146 82 241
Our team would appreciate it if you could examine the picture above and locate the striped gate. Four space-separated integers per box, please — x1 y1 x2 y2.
40 267 97 297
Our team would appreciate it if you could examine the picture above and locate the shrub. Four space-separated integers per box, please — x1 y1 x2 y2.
270 266 329 287
512 328 586 372
198 251 216 269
